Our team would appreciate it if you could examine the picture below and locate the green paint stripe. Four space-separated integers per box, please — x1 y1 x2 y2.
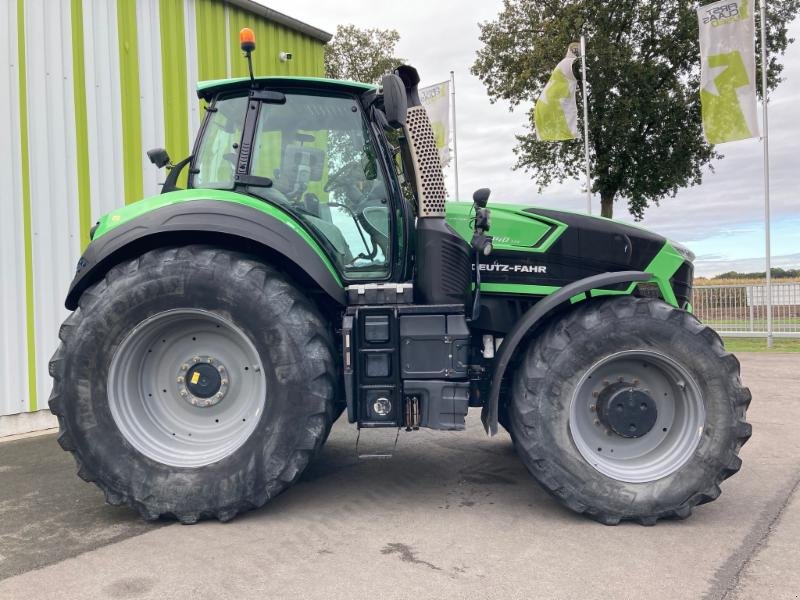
71 0 92 248
17 0 37 412
159 0 189 186
117 0 143 204
480 283 561 296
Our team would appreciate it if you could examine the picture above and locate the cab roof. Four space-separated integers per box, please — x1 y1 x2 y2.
196 76 377 100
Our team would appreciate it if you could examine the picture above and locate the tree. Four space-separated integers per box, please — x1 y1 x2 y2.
471 1 799 219
324 25 405 84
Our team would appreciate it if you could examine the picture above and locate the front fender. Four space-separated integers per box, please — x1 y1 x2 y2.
481 271 652 436
66 196 345 310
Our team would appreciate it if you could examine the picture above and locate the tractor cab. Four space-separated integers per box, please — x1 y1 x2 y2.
188 79 401 283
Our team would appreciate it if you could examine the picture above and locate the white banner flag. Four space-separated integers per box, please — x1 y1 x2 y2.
420 81 451 167
698 0 758 144
534 45 580 141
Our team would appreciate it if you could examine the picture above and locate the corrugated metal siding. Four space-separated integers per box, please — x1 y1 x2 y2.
70 0 92 250
227 4 325 79
0 0 31 417
195 0 228 81
0 0 327 418
24 0 82 412
159 0 191 179
137 0 166 199
184 0 202 146
117 0 145 204
84 0 126 221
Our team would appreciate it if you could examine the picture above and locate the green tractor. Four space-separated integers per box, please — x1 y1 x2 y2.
50 34 750 526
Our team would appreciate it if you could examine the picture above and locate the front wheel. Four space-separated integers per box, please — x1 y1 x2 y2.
49 245 338 523
508 296 751 525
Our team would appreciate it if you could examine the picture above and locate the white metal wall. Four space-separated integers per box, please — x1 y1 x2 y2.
0 0 328 420
25 0 83 414
83 0 126 220
137 0 166 199
0 0 31 417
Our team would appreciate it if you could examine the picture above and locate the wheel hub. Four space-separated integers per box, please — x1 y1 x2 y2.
569 350 705 483
596 384 658 438
177 356 229 408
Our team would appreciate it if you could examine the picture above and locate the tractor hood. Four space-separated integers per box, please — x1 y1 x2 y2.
445 202 690 297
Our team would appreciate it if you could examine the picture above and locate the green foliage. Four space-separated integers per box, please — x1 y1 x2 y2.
722 337 800 352
471 0 799 218
324 25 405 84
714 267 800 279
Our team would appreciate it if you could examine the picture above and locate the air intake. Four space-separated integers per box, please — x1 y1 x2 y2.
404 106 447 218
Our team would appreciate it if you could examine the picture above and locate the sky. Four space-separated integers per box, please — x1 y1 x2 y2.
261 0 799 276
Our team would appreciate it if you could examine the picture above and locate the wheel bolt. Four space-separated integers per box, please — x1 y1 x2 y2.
192 356 200 363
633 379 640 385
177 376 184 383
218 366 225 373
221 379 228 386
602 380 609 387
181 364 189 371
180 390 188 397
590 404 596 412
592 391 599 398
594 419 600 426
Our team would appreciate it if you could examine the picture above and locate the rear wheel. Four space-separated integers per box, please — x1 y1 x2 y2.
508 296 751 525
49 245 338 523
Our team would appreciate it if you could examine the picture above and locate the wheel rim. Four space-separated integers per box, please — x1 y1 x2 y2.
108 309 266 468
569 350 705 483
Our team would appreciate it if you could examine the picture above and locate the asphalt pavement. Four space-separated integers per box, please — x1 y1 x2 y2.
0 352 798 600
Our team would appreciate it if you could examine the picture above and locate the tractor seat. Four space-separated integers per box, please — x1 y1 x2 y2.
273 144 325 200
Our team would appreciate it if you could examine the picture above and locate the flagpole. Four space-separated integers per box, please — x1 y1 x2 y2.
759 0 773 348
450 70 460 201
579 36 591 215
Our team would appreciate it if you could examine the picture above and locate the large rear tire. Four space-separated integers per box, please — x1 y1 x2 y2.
508 296 751 525
49 245 338 523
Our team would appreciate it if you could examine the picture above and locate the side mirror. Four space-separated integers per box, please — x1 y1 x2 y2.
473 188 491 208
147 147 171 169
380 74 407 129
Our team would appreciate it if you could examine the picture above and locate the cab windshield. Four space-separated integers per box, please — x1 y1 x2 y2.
192 92 392 280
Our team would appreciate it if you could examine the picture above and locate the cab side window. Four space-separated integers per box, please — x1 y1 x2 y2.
192 96 247 189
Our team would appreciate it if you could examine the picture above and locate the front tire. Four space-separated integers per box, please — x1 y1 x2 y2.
508 296 751 525
49 245 337 523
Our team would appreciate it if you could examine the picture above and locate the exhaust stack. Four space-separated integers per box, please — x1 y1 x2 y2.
395 66 470 306
395 66 447 218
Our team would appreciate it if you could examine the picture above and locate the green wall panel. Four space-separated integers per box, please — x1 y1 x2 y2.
195 0 228 81
117 0 144 204
17 0 37 412
227 5 325 80
159 0 190 185
71 0 92 248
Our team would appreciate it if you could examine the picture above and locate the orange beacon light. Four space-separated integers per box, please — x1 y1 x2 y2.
240 28 256 53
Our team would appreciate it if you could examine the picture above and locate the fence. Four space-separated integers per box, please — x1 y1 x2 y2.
692 282 800 338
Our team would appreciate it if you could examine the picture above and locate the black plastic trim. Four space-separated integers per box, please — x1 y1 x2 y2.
481 270 651 435
65 200 346 310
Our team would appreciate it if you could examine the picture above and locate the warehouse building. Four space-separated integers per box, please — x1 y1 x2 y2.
0 0 330 435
